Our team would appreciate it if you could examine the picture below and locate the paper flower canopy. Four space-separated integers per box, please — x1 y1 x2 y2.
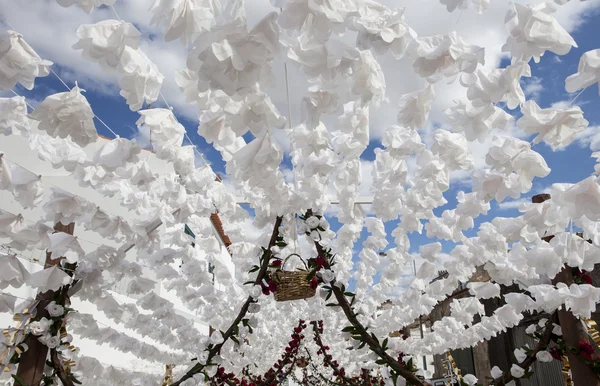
73 20 141 71
0 96 31 137
517 100 589 149
566 49 600 95
29 83 98 147
55 0 116 14
0 30 52 90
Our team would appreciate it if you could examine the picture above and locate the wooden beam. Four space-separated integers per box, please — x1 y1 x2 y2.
15 222 74 386
533 194 600 386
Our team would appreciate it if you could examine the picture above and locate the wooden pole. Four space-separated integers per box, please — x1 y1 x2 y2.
533 194 600 386
14 222 74 386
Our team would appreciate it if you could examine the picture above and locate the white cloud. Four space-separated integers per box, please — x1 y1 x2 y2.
497 198 529 210
575 125 600 151
523 77 544 101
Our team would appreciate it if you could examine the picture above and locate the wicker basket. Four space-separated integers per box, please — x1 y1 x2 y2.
273 254 316 302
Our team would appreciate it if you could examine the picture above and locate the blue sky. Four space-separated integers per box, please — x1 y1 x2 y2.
2 0 600 292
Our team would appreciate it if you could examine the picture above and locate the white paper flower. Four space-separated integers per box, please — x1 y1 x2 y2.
503 2 576 63
514 347 527 363
46 301 65 317
491 366 503 379
136 108 185 150
56 0 116 13
462 61 531 109
510 364 525 378
552 176 600 221
0 30 52 90
462 374 478 386
149 0 219 45
397 84 434 130
446 101 513 142
29 83 98 147
468 282 500 299
118 47 164 111
431 130 473 170
353 4 416 58
93 138 141 171
321 270 335 283
0 155 45 209
73 20 141 71
0 96 31 137
26 266 72 292
29 317 53 336
536 350 553 362
552 323 562 336
306 216 320 229
210 330 224 345
440 0 489 14
39 334 60 348
411 32 484 82
0 253 30 288
566 49 600 95
517 100 588 149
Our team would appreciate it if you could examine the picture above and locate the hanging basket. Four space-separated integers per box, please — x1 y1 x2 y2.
273 254 315 302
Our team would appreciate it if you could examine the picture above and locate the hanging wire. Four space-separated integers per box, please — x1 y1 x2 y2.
49 68 71 91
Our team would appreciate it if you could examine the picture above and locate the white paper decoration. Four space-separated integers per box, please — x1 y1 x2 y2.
462 61 531 109
431 130 473 170
26 266 72 292
439 0 490 14
517 100 588 149
445 101 513 142
149 0 220 45
73 20 141 71
0 209 24 237
503 2 577 63
0 154 44 208
136 108 185 150
93 138 142 171
30 134 88 172
411 32 484 82
48 232 85 263
118 47 164 111
29 83 98 147
0 96 30 137
397 84 435 130
56 0 116 14
43 187 94 225
185 11 279 96
0 30 52 90
0 254 30 288
353 3 417 58
565 49 600 95
0 293 17 313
